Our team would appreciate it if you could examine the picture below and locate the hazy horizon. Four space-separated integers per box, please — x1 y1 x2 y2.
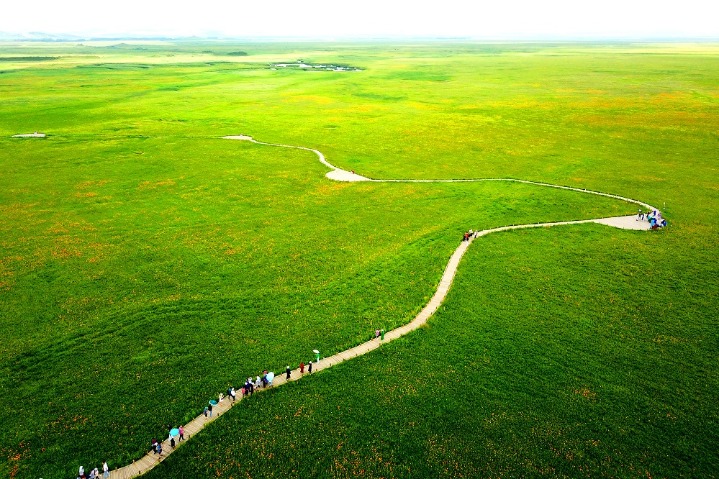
2 1 718 41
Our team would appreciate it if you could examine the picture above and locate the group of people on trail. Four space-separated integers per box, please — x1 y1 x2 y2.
151 423 186 457
201 363 316 420
637 209 667 229
462 229 477 242
220 363 314 403
76 461 109 479
234 374 264 398
102 360 317 476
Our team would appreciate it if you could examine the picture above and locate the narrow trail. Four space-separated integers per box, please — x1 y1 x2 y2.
222 135 656 211
104 136 657 478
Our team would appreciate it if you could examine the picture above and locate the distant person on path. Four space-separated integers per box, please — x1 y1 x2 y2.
255 376 262 389
157 442 163 456
262 371 269 387
152 438 159 454
208 403 213 417
286 365 291 379
230 387 236 402
103 461 109 478
300 361 305 373
179 426 185 441
203 406 208 418
308 361 313 373
79 465 85 478
89 467 97 479
375 329 380 339
170 436 176 448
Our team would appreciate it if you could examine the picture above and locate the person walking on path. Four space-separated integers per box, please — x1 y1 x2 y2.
286 365 291 380
308 361 313 373
203 406 208 418
208 403 213 417
300 361 305 373
179 426 185 441
157 442 163 457
102 460 109 478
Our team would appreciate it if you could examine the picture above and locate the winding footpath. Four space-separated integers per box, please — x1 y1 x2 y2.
104 136 657 478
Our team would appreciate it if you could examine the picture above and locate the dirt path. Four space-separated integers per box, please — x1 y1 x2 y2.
104 136 657 478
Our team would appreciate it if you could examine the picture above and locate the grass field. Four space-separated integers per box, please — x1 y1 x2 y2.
0 41 717 478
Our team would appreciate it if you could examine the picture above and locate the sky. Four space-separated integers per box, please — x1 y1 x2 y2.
2 0 718 39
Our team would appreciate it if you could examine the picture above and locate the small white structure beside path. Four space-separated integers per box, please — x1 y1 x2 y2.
101 135 659 478
12 132 46 138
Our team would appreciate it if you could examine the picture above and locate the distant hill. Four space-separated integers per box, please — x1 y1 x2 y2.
0 31 180 42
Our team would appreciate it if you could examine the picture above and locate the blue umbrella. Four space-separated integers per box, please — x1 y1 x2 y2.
209 399 218 406
266 372 275 383
170 428 179 437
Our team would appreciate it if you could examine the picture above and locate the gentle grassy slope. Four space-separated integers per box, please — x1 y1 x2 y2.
0 136 628 475
144 226 718 479
0 41 717 478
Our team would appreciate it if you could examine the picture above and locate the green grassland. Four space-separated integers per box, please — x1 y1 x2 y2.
0 41 717 478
